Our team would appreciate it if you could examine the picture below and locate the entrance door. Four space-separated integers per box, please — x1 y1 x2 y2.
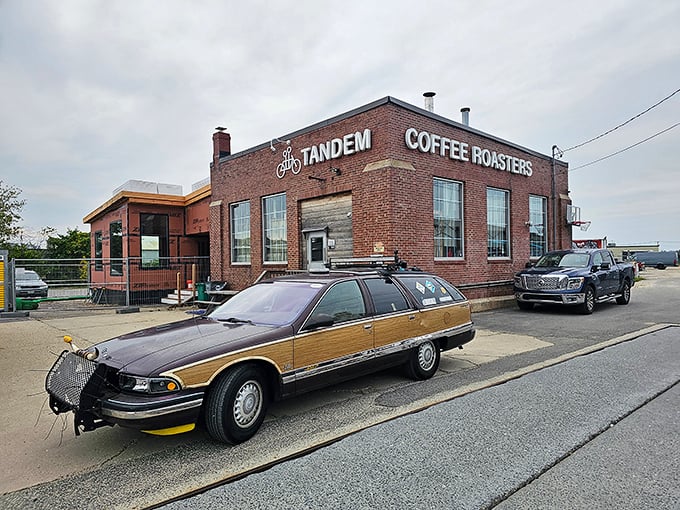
305 230 327 270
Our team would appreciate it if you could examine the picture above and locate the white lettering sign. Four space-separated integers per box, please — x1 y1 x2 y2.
404 127 532 176
302 129 372 166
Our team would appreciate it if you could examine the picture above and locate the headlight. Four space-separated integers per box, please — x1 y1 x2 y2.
567 277 584 290
119 374 181 394
513 275 524 289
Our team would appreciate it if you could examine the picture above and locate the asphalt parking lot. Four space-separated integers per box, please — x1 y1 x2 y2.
0 266 677 507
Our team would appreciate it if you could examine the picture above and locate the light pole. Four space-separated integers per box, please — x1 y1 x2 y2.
551 145 563 250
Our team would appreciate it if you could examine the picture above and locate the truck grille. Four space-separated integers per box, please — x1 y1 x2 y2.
45 351 97 411
522 275 564 291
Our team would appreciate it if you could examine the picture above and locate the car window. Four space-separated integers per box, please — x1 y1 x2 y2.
309 280 366 324
210 281 321 326
396 275 465 307
593 252 603 266
363 278 410 315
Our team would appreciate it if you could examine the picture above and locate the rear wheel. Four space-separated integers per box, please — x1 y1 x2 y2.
205 364 268 444
405 340 440 380
616 280 631 305
579 286 596 314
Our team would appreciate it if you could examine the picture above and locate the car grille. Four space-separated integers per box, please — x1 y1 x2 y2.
522 275 564 291
45 351 97 410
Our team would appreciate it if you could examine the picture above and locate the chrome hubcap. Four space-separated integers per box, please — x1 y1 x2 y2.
233 380 263 428
418 342 436 371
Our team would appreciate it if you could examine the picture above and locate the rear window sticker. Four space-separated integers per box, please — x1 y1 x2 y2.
422 298 437 306
415 281 426 294
425 280 436 293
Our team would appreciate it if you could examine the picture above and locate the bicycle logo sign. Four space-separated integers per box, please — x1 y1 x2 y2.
276 146 301 179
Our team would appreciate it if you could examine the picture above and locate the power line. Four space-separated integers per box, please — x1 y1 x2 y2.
562 88 680 153
569 122 679 172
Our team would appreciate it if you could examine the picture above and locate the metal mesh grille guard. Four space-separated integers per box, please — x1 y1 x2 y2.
45 350 97 412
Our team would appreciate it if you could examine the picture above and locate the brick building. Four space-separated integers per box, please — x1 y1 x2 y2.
208 96 571 299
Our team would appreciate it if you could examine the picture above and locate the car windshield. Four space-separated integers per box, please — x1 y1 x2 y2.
18 271 41 281
535 252 590 268
209 281 323 326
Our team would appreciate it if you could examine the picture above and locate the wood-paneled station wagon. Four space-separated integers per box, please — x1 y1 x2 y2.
46 261 475 444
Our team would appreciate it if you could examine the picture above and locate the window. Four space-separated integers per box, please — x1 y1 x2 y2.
363 278 409 315
487 188 510 258
262 193 287 263
529 195 547 258
396 275 466 307
110 220 123 275
433 178 463 258
310 280 366 324
140 214 169 268
231 201 251 264
94 231 103 271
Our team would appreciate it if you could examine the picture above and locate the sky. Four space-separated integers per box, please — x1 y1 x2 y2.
1 0 679 251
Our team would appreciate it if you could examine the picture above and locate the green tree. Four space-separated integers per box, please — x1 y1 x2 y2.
0 180 26 248
45 228 90 259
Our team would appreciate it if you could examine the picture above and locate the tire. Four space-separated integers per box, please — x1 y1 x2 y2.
405 340 441 380
579 286 596 314
517 301 534 311
616 280 631 305
204 364 268 444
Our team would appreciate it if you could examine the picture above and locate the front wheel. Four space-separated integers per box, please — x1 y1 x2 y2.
204 364 268 444
579 286 596 314
405 340 441 380
616 280 631 305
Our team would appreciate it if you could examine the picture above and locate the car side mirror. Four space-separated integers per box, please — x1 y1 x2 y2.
591 265 599 272
600 262 610 270
304 313 334 330
525 262 534 268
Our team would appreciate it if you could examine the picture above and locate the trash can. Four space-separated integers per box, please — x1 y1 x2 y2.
196 282 207 302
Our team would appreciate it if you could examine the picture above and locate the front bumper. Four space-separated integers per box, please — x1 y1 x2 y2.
515 291 585 306
100 390 204 430
46 350 204 433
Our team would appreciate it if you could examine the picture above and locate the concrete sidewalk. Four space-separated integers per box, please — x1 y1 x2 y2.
0 300 541 495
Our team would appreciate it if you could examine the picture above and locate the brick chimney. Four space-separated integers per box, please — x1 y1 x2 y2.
212 127 231 167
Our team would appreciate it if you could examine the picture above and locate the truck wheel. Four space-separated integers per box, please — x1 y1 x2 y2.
405 340 440 380
205 364 268 444
579 286 595 314
517 301 533 311
616 281 631 305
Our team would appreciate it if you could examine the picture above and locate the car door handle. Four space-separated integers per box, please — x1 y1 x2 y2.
409 315 416 321
364 324 372 330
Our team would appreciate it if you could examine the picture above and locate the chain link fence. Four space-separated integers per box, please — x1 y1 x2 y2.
9 257 210 311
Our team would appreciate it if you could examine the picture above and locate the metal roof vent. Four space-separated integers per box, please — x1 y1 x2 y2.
461 107 470 126
423 92 436 112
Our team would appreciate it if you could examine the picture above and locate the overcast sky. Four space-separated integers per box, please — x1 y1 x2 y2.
1 0 679 251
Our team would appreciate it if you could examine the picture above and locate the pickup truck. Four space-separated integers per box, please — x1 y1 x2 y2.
513 248 635 314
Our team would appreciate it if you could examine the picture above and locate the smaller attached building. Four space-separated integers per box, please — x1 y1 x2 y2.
84 180 211 304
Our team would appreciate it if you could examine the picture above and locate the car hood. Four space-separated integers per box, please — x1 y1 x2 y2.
519 267 583 277
93 317 285 375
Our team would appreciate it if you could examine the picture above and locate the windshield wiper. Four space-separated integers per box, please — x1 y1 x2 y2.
218 317 254 324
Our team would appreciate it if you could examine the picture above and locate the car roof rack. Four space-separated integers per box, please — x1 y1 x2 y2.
328 251 421 273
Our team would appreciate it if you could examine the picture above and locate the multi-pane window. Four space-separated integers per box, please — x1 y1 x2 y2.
433 178 463 258
487 188 510 258
231 201 251 264
110 220 123 275
529 195 547 258
140 213 169 268
94 231 103 271
262 193 287 263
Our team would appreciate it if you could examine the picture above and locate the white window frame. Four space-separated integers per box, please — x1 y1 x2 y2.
262 193 287 264
230 200 251 264
487 187 511 259
433 178 464 260
529 195 548 258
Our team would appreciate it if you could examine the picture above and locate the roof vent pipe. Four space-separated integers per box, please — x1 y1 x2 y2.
461 107 470 126
423 92 436 112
